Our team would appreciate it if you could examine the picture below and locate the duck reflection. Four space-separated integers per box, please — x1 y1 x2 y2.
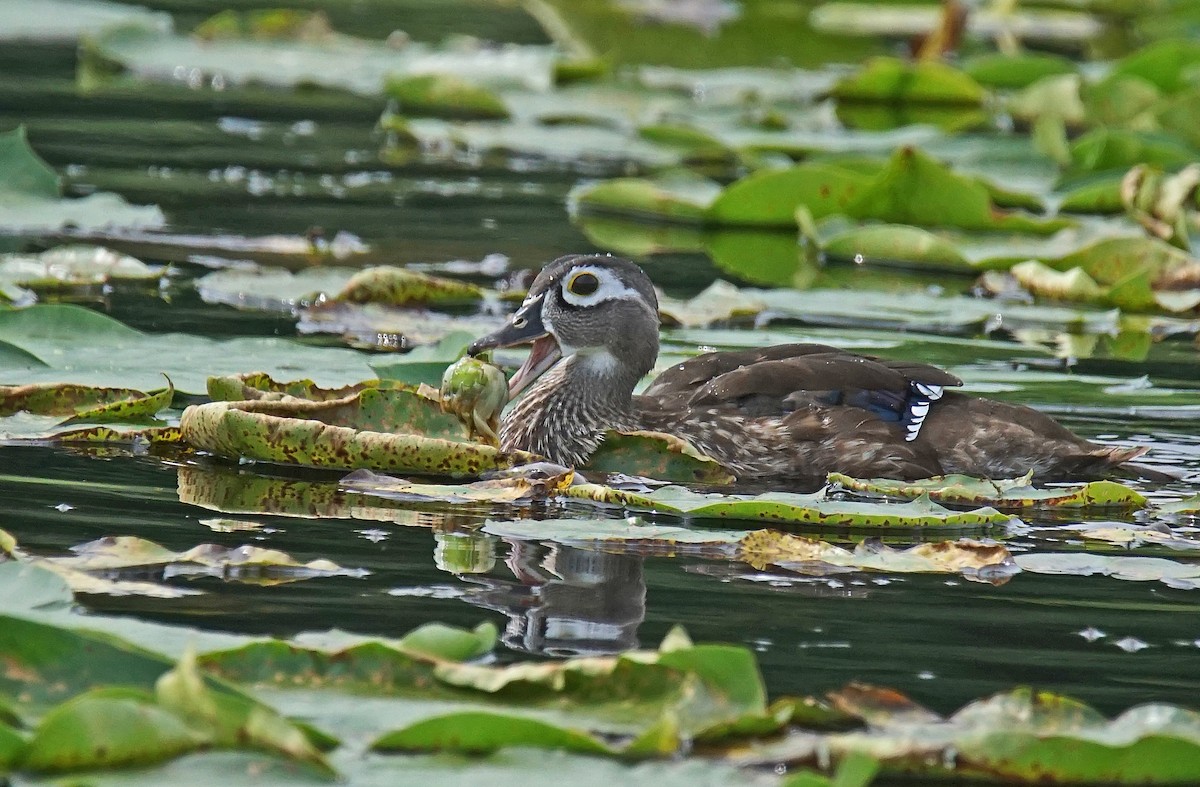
438 533 646 658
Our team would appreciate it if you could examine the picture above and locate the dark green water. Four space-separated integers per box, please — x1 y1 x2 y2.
3 2 1200 724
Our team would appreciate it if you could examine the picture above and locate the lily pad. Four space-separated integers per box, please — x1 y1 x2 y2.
831 57 986 105
0 127 164 235
0 304 376 395
384 74 509 120
180 399 535 476
371 711 612 756
0 0 171 43
563 484 1010 528
829 472 1149 510
330 266 485 307
339 467 573 504
0 245 161 291
47 535 365 586
585 431 736 485
1015 552 1200 590
85 24 557 96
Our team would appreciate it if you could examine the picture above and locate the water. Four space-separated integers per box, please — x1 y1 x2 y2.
2 2 1200 725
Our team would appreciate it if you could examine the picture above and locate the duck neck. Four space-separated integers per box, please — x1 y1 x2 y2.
500 351 643 467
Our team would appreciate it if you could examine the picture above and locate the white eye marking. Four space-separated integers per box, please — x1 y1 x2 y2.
559 266 639 306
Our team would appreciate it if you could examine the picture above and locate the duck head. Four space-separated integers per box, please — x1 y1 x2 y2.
468 254 660 398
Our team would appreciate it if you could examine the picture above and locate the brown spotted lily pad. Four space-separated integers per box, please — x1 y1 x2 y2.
564 484 1009 528
829 471 1148 510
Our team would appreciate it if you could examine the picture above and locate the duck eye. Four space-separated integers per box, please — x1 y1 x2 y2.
567 272 599 297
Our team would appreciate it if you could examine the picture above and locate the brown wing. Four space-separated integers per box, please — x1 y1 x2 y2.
645 343 961 421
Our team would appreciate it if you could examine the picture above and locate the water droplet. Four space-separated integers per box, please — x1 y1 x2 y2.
1115 636 1150 653
52 503 74 513
917 670 936 680
1078 626 1106 642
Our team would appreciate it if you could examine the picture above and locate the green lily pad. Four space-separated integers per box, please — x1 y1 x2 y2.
963 53 1077 91
562 484 1010 528
829 472 1148 509
585 431 736 485
0 305 376 395
0 127 164 235
570 176 720 223
371 711 613 756
1159 494 1200 515
1015 553 1200 590
20 688 209 772
385 74 509 120
846 147 1071 235
0 0 171 43
85 24 556 96
820 224 970 270
180 400 534 476
0 245 160 292
831 57 986 105
330 266 484 307
1112 38 1200 94
706 164 871 228
47 535 364 586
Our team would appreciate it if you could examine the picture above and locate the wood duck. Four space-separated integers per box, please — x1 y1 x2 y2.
468 254 1148 484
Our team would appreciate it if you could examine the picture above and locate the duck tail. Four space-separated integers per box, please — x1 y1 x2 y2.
1087 444 1150 467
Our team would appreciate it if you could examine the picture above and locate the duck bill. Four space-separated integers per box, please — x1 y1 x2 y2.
505 335 562 397
469 295 562 397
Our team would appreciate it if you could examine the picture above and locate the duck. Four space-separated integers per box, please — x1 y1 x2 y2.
467 253 1148 485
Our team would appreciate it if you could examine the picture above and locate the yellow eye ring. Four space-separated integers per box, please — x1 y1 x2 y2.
567 271 599 296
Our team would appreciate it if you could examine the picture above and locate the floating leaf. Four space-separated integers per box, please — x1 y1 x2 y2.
1159 494 1200 515
707 164 870 228
831 57 986 105
330 266 484 307
0 127 164 234
0 0 171 43
829 472 1147 510
180 400 534 476
657 280 766 327
570 176 720 223
48 535 364 586
483 518 1011 580
0 305 375 395
0 245 160 291
820 224 970 270
20 689 208 772
564 483 1009 528
371 711 612 756
1016 553 1200 590
85 24 556 96
963 53 1077 90
396 621 498 663
1112 38 1200 95
846 147 1070 235
584 431 735 485
384 74 509 120
339 467 572 504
